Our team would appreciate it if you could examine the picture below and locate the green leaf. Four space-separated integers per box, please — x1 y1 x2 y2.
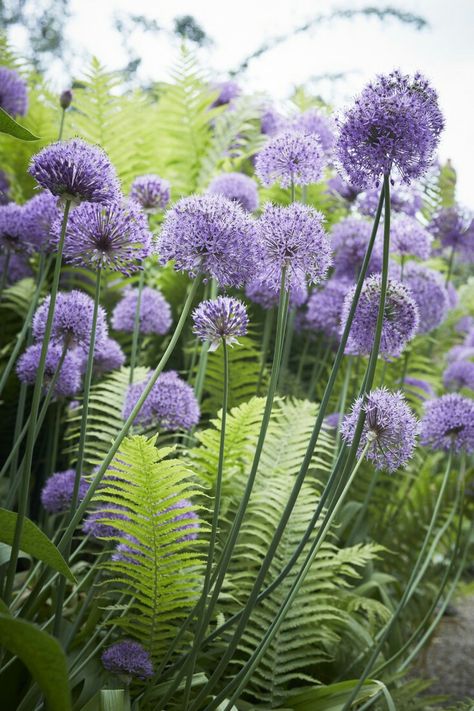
0 106 39 141
286 678 389 710
0 508 76 583
0 614 71 711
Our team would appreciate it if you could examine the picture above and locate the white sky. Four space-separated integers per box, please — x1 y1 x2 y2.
11 0 474 204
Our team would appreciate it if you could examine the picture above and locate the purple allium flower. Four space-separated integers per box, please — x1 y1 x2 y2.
16 343 82 398
123 370 200 431
210 80 240 107
112 534 142 565
41 469 89 513
52 200 152 275
261 106 287 136
304 277 352 340
324 412 341 431
163 498 200 542
465 329 474 348
158 194 260 287
447 345 474 364
446 283 458 310
208 172 259 213
257 203 331 291
326 175 361 203
341 387 419 472
102 640 153 680
245 274 308 309
331 217 382 279
420 394 474 453
0 203 30 254
429 206 474 260
193 296 248 350
443 360 474 391
59 89 73 110
455 316 474 334
33 290 107 350
112 287 172 336
356 185 423 217
22 192 61 252
0 67 28 116
386 214 433 259
83 506 128 539
341 274 419 358
129 174 170 212
292 108 335 154
90 337 126 375
403 376 435 401
396 262 448 333
29 139 121 205
0 253 32 284
336 70 444 187
255 130 325 188
0 170 10 205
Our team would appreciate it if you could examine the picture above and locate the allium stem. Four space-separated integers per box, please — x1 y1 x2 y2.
256 308 274 395
193 278 218 405
445 244 456 285
0 250 10 298
278 306 296 389
3 200 71 604
58 109 66 141
129 269 145 384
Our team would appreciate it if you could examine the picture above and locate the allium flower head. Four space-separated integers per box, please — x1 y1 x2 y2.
102 640 153 680
356 185 423 217
428 206 474 261
0 253 32 284
0 170 10 205
245 275 308 310
326 175 361 203
0 67 28 116
123 370 200 431
16 343 82 398
211 80 240 107
304 277 352 340
129 174 170 212
324 413 341 431
91 337 126 375
396 262 448 333
255 130 325 188
33 290 107 349
41 469 89 513
257 203 331 291
341 387 419 472
447 345 474 364
443 360 474 391
158 193 260 287
22 192 61 252
420 394 474 453
331 217 382 278
112 287 172 335
53 200 152 274
336 70 444 187
83 506 128 539
341 274 419 358
455 316 474 334
59 89 73 110
292 108 335 154
0 203 30 254
261 106 287 136
388 214 432 259
29 138 121 205
193 296 248 350
208 172 259 212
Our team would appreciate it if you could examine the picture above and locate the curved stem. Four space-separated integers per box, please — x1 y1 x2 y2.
129 269 145 384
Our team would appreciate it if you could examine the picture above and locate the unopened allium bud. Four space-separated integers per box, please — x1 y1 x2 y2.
60 89 73 110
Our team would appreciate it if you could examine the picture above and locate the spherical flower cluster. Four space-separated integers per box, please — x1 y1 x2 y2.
341 274 419 358
22 192 61 252
341 388 419 472
420 394 474 453
326 175 361 203
261 106 286 136
335 70 444 187
102 640 153 680
33 290 108 349
304 278 352 340
245 275 307 310
211 80 240 107
331 217 382 279
255 130 325 188
123 370 200 431
89 337 126 375
447 345 474 364
0 253 32 284
0 203 30 254
158 194 260 287
389 214 432 259
208 172 259 212
257 203 331 291
112 287 172 335
41 469 89 513
455 316 474 334
428 206 474 261
129 174 170 212
53 200 152 274
83 506 128 539
324 412 341 431
292 109 335 154
0 170 10 205
0 67 28 116
443 360 474 391
29 138 121 205
193 296 248 350
397 262 448 333
356 186 423 217
16 343 83 398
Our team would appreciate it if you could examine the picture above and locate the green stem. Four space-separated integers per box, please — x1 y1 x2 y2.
3 201 71 604
0 250 11 298
58 109 66 140
296 333 310 383
129 269 145 384
256 308 274 395
445 245 456 285
278 306 296 389
193 280 218 406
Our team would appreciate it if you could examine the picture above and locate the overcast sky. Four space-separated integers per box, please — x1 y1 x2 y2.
12 0 474 203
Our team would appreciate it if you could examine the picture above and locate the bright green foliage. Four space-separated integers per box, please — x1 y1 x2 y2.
91 435 205 661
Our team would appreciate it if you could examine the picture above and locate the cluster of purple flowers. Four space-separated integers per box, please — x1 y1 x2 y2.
255 130 325 188
208 172 259 212
102 640 153 680
129 174 170 212
355 185 423 217
112 286 172 336
41 469 89 513
429 206 474 262
304 277 352 341
394 262 448 334
193 296 248 350
0 66 28 116
331 217 382 279
291 108 335 154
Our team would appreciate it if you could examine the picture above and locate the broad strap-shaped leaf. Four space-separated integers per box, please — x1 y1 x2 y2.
0 614 71 711
0 106 39 141
0 508 76 583
286 678 393 710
